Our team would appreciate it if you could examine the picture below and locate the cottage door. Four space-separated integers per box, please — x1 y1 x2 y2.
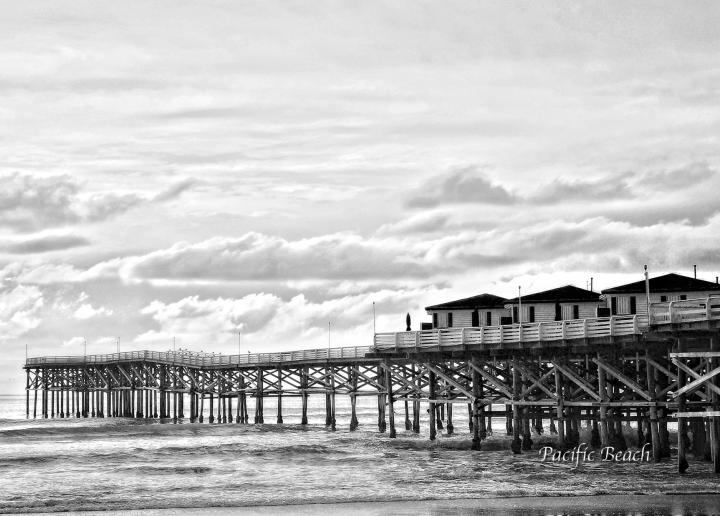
471 310 479 327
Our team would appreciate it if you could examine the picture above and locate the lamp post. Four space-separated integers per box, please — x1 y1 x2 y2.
644 264 651 322
518 286 522 324
372 302 376 334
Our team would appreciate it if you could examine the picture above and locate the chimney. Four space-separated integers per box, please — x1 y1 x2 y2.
716 276 718 284
590 277 594 291
694 264 697 279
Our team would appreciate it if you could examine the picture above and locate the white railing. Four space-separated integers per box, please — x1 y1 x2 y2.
374 315 646 351
649 295 720 325
25 346 373 368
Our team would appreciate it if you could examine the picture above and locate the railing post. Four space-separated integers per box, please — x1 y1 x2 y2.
632 315 639 333
437 329 442 348
583 319 588 338
561 320 567 340
415 331 420 347
707 297 713 320
668 301 675 324
480 326 484 345
538 322 543 341
461 327 466 345
609 316 614 336
518 323 523 342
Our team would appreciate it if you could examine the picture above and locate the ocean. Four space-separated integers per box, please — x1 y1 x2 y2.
2 393 720 515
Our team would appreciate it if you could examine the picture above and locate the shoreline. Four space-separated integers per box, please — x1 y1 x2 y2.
18 493 720 516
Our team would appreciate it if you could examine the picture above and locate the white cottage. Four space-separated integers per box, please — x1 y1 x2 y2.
504 285 604 322
601 273 720 315
425 293 510 329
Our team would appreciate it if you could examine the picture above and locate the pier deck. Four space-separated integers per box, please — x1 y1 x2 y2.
22 297 720 474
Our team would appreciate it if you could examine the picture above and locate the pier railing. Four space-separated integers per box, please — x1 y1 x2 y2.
649 295 720 325
373 315 645 350
25 346 373 368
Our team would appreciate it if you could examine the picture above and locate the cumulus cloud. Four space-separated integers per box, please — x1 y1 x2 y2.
73 303 113 320
407 166 517 208
0 172 194 232
120 232 434 282
0 284 44 341
137 288 429 351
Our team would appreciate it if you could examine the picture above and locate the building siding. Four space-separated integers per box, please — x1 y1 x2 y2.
605 290 720 315
512 302 603 322
427 308 510 328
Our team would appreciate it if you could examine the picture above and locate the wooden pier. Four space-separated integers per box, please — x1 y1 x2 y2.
23 297 720 474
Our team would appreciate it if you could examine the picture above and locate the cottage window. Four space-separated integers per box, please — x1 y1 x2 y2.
660 295 667 302
529 306 535 323
447 312 453 327
486 311 492 326
572 305 579 319
432 313 438 328
513 306 519 323
680 295 687 301
610 297 617 315
629 296 637 315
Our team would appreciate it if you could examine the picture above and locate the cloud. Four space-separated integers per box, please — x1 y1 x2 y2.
2 233 90 254
120 232 433 282
529 175 634 204
73 303 114 320
0 173 195 232
153 179 196 202
377 212 452 235
0 284 44 341
407 166 517 208
137 288 429 351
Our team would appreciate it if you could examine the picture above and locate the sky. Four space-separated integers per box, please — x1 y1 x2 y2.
2 1 720 393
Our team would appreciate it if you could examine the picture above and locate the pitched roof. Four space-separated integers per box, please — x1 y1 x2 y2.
425 293 508 311
505 285 602 304
602 273 720 294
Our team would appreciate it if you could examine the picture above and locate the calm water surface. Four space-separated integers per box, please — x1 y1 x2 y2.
1 394 719 514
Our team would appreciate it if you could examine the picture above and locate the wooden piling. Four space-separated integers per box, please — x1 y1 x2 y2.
597 358 609 448
377 365 386 433
645 352 661 462
349 366 359 431
511 360 522 453
429 369 437 441
209 392 215 424
677 338 689 473
385 364 396 438
471 358 481 450
255 369 264 424
301 367 308 425
277 367 283 424
446 402 454 436
555 361 566 449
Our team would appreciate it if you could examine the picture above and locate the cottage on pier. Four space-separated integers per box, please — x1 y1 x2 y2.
425 293 509 329
601 272 720 316
504 285 604 322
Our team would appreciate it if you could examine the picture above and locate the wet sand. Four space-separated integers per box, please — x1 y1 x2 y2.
26 494 720 516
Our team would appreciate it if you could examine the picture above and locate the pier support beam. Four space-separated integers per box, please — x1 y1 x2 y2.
645 353 661 462
377 365 386 433
349 366 359 431
429 369 437 441
677 338 689 473
301 367 308 425
277 368 283 424
385 363 396 438
471 358 481 450
255 369 264 424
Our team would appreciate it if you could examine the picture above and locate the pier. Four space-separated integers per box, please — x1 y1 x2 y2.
23 297 720 473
